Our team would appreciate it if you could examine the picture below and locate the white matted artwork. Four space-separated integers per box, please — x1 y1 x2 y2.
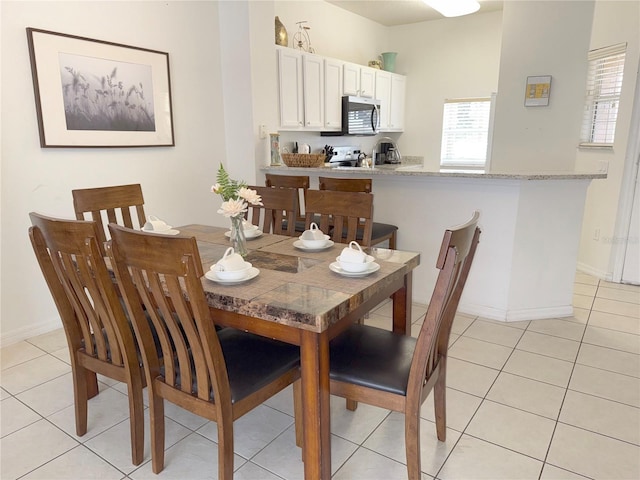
524 75 552 107
26 28 174 147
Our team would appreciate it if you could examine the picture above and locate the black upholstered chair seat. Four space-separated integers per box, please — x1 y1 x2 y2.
365 222 398 242
329 324 416 396
162 328 300 404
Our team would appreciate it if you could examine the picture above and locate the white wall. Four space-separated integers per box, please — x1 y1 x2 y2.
576 0 640 279
491 1 595 172
0 1 228 345
389 11 503 170
274 0 389 65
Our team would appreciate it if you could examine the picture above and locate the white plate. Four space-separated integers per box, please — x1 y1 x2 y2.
204 267 259 284
224 230 263 240
293 240 335 252
329 261 380 277
141 228 180 236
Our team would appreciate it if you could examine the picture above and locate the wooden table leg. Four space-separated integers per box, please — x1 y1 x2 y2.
300 329 331 480
393 271 413 335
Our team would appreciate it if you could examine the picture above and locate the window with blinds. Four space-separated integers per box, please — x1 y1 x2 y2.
440 98 491 168
580 43 627 147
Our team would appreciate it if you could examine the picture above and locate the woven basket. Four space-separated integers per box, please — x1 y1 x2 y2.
281 153 326 168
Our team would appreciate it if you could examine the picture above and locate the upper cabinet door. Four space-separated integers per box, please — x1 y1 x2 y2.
343 62 360 96
389 74 406 131
375 70 392 130
359 67 376 98
302 54 324 128
277 48 304 129
324 58 343 130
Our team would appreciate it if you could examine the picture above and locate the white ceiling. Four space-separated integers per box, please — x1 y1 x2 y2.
325 0 503 27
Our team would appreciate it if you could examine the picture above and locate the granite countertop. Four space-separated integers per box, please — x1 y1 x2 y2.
263 160 607 181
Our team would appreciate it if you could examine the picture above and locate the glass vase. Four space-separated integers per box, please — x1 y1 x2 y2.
229 215 248 257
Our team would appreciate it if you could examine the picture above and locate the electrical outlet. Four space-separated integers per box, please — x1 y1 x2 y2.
593 228 600 241
259 124 267 139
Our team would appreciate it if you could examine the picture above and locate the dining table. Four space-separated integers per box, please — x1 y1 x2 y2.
178 224 420 480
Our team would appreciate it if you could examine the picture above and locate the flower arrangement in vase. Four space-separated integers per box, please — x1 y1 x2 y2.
211 164 262 256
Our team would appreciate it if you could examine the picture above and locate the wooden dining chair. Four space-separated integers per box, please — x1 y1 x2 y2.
107 224 302 478
264 174 310 232
245 185 298 236
304 189 374 246
72 183 146 254
328 211 481 480
319 176 398 249
28 212 145 466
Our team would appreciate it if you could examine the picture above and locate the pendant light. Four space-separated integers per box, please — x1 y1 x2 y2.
423 0 481 17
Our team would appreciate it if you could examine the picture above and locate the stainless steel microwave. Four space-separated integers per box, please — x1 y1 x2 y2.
322 96 380 136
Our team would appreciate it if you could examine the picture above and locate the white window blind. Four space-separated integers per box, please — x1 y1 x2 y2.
440 98 491 168
580 43 626 147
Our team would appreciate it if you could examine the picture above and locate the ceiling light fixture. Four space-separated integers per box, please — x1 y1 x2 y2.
423 0 481 17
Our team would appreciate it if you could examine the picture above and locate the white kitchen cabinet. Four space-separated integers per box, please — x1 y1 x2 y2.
302 54 324 128
343 62 376 98
359 67 376 98
389 74 406 131
277 47 404 131
375 70 406 132
324 58 343 130
277 48 304 129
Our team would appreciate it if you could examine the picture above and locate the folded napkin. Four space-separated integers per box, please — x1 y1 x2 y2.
301 222 325 240
143 215 171 232
213 247 247 271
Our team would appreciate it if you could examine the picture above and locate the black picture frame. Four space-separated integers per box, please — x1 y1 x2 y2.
26 28 175 148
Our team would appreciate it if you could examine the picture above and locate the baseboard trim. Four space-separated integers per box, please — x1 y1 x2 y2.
458 302 574 322
576 262 612 282
1 316 62 348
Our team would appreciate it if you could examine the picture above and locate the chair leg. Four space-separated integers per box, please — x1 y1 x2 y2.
405 410 422 480
127 376 145 466
434 364 447 441
293 380 304 448
217 416 234 480
73 364 89 437
346 399 358 411
86 369 99 399
389 231 397 250
149 389 166 474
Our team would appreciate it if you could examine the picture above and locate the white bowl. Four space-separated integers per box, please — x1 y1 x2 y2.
335 255 374 273
300 234 330 249
213 262 252 281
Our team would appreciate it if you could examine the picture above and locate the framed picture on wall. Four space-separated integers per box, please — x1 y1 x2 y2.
26 28 175 148
524 75 552 107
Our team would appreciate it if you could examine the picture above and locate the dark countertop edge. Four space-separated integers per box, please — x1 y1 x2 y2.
262 165 607 181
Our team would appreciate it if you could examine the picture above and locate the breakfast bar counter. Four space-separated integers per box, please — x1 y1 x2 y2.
262 165 607 322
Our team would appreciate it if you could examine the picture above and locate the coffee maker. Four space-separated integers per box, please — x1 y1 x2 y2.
376 142 401 164
376 142 392 165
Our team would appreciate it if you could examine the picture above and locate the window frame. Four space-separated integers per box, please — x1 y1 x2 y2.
579 43 627 149
439 97 492 170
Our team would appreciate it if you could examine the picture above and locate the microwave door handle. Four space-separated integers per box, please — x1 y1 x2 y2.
371 104 379 133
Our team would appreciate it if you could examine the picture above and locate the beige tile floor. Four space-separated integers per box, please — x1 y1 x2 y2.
1 273 639 479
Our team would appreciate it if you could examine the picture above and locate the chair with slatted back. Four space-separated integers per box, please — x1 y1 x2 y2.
318 176 398 249
304 189 373 246
328 212 481 480
29 212 145 466
107 224 301 478
245 185 298 236
265 174 310 233
72 184 146 254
